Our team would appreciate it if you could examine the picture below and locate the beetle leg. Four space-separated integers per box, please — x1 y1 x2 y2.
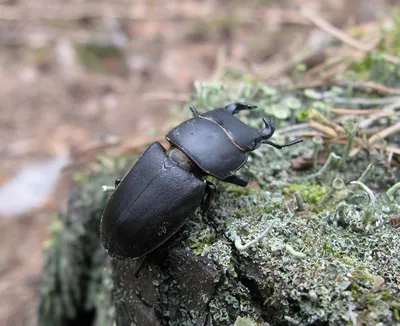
262 138 303 149
190 105 199 117
133 256 148 278
201 180 216 214
224 102 257 114
223 174 249 187
115 178 122 187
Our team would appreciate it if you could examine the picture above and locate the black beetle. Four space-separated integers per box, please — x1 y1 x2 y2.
100 102 302 259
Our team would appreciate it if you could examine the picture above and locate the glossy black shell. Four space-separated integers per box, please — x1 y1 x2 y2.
166 108 262 179
100 142 205 259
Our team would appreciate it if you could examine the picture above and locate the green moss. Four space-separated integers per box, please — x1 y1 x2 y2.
297 110 310 122
352 270 373 282
236 207 250 218
73 172 89 184
256 202 281 214
225 184 257 198
283 183 327 205
190 230 217 256
394 307 400 321
350 14 400 85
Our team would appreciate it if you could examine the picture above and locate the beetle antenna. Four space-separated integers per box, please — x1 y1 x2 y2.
190 105 199 117
262 138 303 149
225 102 257 114
261 117 275 139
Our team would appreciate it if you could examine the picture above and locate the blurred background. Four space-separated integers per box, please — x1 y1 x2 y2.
0 0 399 324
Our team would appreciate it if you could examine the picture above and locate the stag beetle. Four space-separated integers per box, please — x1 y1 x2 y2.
100 102 302 259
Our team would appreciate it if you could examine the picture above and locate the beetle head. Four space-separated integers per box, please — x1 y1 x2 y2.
244 117 276 151
260 116 303 150
237 109 302 151
225 101 257 114
202 102 302 152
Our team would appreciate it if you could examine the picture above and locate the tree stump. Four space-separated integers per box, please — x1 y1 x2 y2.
38 140 400 325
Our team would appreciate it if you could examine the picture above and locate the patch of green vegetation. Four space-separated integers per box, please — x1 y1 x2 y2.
283 182 327 205
225 184 257 198
189 81 309 123
394 307 400 322
297 110 310 122
352 52 400 85
75 44 126 74
190 231 217 256
73 172 89 184
350 14 400 85
255 201 281 214
236 207 250 218
381 13 400 55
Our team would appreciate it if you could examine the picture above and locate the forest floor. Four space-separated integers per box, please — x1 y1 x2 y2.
0 1 399 325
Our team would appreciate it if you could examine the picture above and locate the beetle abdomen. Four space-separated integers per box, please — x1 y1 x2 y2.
100 142 205 259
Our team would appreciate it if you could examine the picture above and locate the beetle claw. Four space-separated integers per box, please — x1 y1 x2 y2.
261 116 276 140
201 180 216 214
225 102 257 114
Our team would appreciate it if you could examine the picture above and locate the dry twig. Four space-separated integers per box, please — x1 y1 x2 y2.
300 8 378 52
341 81 400 96
210 47 227 81
368 121 400 145
331 108 383 115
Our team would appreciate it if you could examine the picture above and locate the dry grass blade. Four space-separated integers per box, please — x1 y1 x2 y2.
210 47 227 81
331 108 383 115
309 109 346 135
347 81 400 95
300 8 377 52
304 50 356 79
373 145 400 155
359 111 400 130
309 120 338 138
308 107 399 162
334 96 400 106
368 121 400 145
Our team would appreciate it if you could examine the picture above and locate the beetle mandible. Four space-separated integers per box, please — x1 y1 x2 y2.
100 102 303 260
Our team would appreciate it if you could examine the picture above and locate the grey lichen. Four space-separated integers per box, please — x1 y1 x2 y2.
233 316 258 326
39 81 400 326
38 169 116 326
